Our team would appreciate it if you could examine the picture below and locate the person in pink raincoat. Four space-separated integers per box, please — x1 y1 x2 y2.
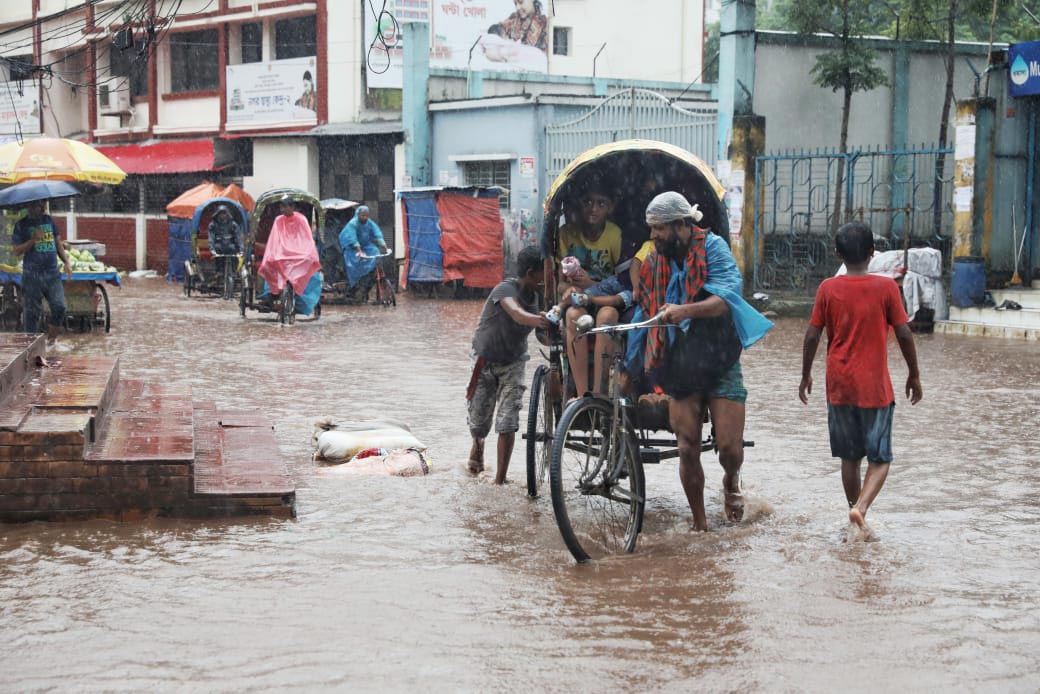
257 195 323 315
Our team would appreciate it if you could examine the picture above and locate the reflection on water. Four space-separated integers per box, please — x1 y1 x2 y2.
0 279 1038 689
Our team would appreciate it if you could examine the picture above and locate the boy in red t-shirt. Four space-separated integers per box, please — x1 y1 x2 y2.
799 222 923 530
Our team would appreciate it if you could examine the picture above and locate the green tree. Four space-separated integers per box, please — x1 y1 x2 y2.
784 0 889 233
704 21 720 83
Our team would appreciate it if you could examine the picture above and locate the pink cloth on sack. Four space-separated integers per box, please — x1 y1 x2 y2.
257 211 322 295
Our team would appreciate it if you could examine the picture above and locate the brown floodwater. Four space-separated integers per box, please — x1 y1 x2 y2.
1 278 1038 691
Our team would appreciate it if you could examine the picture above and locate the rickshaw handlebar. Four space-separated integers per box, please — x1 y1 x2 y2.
576 313 674 337
357 250 392 259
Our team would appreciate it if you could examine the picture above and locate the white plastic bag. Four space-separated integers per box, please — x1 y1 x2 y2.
312 418 426 461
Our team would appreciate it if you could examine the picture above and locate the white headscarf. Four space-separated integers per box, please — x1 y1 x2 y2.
645 191 703 225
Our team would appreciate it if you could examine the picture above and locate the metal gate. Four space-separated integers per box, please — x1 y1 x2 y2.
753 145 954 294
545 88 718 184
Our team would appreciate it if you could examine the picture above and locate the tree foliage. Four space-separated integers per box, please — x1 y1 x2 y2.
759 0 1040 43
810 43 890 93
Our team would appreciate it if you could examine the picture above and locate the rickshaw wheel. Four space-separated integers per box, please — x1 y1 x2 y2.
222 263 235 301
378 278 395 307
549 397 645 563
279 284 295 325
94 284 111 333
525 364 558 498
239 284 249 317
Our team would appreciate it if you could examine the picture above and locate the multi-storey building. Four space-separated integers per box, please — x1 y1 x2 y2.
0 0 708 271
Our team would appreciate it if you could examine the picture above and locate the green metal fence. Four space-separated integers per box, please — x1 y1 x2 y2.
753 145 954 294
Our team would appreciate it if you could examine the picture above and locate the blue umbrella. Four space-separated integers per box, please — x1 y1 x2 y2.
0 179 81 208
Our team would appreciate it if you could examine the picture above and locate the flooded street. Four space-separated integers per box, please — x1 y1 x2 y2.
1 278 1038 691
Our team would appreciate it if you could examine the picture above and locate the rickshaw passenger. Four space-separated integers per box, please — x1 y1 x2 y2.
257 197 323 315
555 236 657 320
630 192 773 531
208 205 242 277
339 205 387 301
556 187 622 399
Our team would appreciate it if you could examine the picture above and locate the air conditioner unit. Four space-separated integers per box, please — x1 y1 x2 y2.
114 91 130 112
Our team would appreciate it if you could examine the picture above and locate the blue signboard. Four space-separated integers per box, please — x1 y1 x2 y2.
1009 41 1040 97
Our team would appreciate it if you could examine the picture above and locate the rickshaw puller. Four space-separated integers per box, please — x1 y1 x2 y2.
339 205 387 303
256 196 322 315
632 192 773 531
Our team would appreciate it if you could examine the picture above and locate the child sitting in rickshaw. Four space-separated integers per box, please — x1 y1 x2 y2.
256 195 323 315
553 184 623 399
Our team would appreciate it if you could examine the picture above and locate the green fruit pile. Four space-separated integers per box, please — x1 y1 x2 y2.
60 248 117 273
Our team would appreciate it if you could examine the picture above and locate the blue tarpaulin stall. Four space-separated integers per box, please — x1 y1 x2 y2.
399 186 504 289
167 216 192 281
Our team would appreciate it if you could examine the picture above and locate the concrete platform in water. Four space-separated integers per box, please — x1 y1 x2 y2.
0 334 294 522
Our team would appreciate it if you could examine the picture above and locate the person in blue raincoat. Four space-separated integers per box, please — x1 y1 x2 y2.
338 206 387 301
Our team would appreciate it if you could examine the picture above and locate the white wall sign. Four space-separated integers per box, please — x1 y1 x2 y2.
365 0 549 88
726 168 745 239
954 125 975 161
954 186 973 212
226 57 318 127
519 156 535 177
0 81 41 136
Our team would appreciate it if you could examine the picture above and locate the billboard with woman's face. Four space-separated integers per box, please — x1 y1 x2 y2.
365 0 549 89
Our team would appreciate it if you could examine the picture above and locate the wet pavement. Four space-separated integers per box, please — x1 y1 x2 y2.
1 277 1038 691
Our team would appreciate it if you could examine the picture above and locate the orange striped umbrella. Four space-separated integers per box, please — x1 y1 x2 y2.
0 137 127 185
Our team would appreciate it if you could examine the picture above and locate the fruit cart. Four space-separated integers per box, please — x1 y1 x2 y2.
0 241 121 333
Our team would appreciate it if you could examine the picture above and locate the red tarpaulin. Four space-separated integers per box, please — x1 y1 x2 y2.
436 191 503 289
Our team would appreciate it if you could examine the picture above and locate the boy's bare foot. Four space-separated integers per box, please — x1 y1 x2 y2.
848 507 866 528
467 458 484 475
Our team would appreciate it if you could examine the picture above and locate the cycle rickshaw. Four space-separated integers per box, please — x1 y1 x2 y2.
525 139 742 563
239 188 324 324
319 199 396 306
183 196 249 300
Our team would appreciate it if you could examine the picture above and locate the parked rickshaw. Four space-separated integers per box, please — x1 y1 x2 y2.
318 197 360 303
239 188 324 325
183 196 249 300
526 139 746 562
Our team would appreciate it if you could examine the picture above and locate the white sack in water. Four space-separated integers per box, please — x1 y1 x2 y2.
312 417 426 461
315 448 430 477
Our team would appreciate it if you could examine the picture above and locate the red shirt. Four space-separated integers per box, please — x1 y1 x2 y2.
810 274 909 408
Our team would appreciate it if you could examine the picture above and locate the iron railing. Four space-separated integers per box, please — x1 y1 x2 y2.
753 145 954 294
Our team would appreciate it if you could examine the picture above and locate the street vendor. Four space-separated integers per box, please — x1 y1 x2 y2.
257 196 322 316
338 205 387 302
12 199 72 345
627 191 773 531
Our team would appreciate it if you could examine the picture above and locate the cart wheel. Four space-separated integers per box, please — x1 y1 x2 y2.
378 277 396 307
93 284 111 333
279 284 295 325
525 364 558 498
549 397 645 563
0 282 20 330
